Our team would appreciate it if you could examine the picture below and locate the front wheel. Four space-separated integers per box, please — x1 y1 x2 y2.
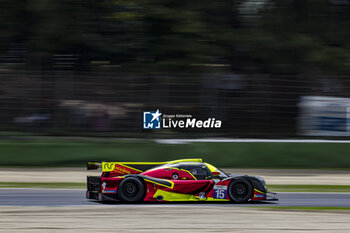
228 179 253 203
117 177 145 203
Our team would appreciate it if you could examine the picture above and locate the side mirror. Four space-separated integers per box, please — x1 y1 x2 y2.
212 171 220 176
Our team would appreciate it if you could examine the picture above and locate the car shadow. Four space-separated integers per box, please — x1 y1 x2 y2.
90 200 278 206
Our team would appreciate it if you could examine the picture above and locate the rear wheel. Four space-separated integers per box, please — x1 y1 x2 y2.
228 179 253 203
117 177 145 203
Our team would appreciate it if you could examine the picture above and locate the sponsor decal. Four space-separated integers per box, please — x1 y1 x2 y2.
143 110 222 129
254 194 265 198
114 165 132 174
102 190 117 194
102 162 135 174
102 162 115 172
102 182 107 190
214 185 227 190
213 185 227 199
199 192 206 199
101 182 116 193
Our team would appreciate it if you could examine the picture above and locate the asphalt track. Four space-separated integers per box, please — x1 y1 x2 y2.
1 188 350 207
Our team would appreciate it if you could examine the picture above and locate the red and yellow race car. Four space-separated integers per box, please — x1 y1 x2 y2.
86 159 277 203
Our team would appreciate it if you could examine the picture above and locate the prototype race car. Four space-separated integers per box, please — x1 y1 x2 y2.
86 158 277 203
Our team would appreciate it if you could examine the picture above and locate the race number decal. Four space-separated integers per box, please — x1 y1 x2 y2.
213 185 227 199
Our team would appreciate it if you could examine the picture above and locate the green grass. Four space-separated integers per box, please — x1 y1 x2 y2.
1 138 350 168
268 185 350 193
0 182 85 189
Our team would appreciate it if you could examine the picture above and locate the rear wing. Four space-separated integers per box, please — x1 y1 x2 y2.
87 158 203 174
87 162 101 170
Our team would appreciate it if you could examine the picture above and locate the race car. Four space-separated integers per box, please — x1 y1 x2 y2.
86 158 277 203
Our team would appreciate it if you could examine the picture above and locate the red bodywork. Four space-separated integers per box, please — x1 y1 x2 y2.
89 161 269 202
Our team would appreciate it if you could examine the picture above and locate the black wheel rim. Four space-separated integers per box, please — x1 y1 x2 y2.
232 183 248 198
123 182 138 197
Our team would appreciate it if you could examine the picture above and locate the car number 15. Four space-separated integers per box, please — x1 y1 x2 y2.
213 185 227 199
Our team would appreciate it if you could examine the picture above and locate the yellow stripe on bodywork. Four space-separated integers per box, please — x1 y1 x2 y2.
117 162 164 165
144 178 174 189
102 159 203 172
168 158 202 164
118 163 143 173
254 189 266 195
153 189 230 202
205 197 230 202
102 162 143 173
113 159 202 165
153 189 199 201
205 163 217 173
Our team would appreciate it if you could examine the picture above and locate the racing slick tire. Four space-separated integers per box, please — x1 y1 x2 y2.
117 177 145 203
228 179 253 203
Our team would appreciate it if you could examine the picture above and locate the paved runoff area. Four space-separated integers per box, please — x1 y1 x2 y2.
0 205 350 233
